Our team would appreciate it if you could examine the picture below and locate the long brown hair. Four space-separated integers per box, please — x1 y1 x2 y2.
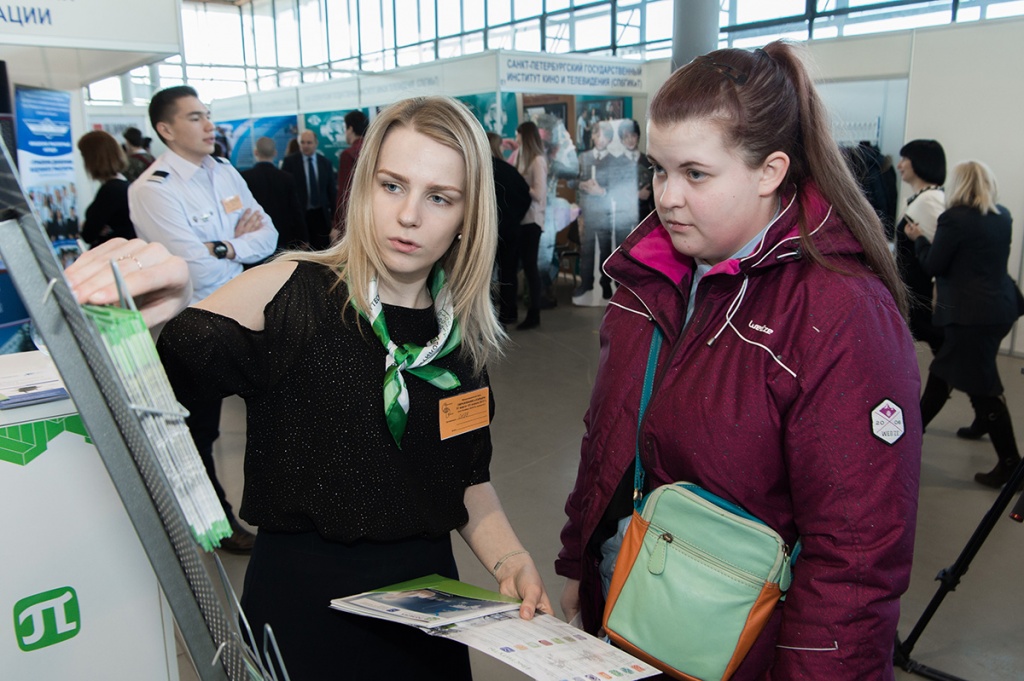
77 130 127 181
649 40 908 317
515 121 544 177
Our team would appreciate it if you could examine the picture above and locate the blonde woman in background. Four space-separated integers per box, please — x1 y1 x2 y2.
907 160 1023 488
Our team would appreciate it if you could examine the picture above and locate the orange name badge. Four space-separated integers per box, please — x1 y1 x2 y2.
439 387 491 440
221 195 243 213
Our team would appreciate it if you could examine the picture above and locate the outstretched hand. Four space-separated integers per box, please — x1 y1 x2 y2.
493 552 553 620
64 238 192 330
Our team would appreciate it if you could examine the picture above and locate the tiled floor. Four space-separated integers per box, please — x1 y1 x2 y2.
177 278 1024 680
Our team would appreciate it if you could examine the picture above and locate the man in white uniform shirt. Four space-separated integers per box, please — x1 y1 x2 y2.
129 85 278 553
130 86 277 301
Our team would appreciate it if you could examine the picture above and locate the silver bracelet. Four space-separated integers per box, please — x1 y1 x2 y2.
491 549 530 577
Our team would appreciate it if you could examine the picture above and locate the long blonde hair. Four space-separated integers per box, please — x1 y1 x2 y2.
946 160 1000 215
277 96 504 373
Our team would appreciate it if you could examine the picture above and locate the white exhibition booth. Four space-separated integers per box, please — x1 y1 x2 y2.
205 19 1024 348
3 8 1024 678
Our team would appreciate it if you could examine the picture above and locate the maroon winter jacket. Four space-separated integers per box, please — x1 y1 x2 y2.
556 182 921 679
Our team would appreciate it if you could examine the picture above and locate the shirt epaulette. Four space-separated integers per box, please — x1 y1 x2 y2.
148 170 170 183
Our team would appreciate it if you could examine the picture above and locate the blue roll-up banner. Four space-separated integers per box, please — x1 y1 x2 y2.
15 86 77 237
2 86 80 354
14 85 81 260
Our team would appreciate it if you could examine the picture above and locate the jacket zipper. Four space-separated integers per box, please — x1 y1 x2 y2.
631 278 718 500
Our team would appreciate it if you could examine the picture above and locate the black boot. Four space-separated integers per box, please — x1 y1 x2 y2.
919 373 952 432
516 308 540 330
971 395 1022 489
956 418 988 440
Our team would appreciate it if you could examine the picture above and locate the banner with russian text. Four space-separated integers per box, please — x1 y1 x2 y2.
14 85 80 258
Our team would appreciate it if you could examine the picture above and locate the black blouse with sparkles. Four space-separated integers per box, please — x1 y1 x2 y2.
157 261 493 543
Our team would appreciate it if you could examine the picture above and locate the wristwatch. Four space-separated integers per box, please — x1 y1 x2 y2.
211 241 229 259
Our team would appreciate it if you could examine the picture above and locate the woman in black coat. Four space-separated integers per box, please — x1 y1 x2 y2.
907 160 1023 488
77 130 136 248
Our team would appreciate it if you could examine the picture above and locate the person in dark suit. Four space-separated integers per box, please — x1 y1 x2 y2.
908 160 1023 488
242 136 309 253
282 130 336 250
487 132 532 325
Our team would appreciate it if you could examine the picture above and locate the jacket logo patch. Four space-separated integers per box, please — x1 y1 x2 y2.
871 399 905 445
747 320 774 335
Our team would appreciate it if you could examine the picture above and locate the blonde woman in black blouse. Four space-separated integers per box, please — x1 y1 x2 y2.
66 96 551 680
907 160 1022 488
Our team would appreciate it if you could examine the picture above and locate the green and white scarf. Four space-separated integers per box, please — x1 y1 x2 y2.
355 268 462 447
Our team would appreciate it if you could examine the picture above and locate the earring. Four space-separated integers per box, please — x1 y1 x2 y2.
456 234 462 240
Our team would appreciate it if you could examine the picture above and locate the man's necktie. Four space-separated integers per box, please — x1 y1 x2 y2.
306 155 319 209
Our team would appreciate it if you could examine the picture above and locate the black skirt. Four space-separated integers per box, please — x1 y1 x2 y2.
240 531 472 681
930 322 1014 396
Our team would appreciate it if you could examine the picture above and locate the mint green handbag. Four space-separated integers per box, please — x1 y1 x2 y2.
602 327 796 680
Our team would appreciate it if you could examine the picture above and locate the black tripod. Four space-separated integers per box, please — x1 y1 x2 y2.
894 456 1024 680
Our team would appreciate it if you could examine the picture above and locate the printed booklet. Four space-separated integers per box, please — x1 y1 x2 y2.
330 575 659 681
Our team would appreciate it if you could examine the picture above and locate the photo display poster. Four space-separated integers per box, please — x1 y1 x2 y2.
213 115 299 171
14 86 80 262
304 108 371 172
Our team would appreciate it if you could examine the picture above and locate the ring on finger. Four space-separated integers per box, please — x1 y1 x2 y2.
117 253 143 271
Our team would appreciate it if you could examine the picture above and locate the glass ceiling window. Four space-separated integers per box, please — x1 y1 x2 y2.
86 0 1024 103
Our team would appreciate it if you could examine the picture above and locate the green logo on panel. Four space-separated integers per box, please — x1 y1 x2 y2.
13 586 81 651
0 414 90 466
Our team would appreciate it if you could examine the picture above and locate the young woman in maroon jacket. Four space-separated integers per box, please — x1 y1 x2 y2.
557 41 921 679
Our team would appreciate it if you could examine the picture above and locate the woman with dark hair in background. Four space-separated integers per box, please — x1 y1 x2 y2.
557 41 921 679
281 137 300 167
122 126 155 184
77 130 136 248
895 138 947 354
513 120 547 330
907 160 1023 488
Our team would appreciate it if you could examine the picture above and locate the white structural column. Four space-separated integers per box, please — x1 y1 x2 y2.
672 0 719 70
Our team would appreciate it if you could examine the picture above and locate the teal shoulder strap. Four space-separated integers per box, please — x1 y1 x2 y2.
633 325 663 509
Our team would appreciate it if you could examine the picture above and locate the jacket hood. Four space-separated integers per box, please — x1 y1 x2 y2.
605 181 864 337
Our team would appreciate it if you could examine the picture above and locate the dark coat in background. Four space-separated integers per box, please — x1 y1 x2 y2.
241 161 309 252
915 204 1022 395
492 155 533 324
81 178 135 248
492 156 532 234
916 204 1020 327
281 151 336 249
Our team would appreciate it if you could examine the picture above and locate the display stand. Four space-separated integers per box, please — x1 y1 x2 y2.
0 352 177 678
0 142 256 680
894 457 1024 680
